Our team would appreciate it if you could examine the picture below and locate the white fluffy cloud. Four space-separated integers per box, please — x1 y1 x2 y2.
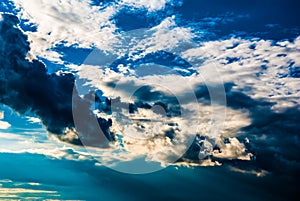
213 137 253 160
14 0 119 61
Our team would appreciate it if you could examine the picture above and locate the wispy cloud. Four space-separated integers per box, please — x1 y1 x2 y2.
0 179 60 200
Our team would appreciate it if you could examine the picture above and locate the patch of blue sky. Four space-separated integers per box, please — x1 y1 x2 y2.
38 57 72 74
0 104 47 151
0 104 43 132
0 0 17 15
173 0 300 41
19 18 38 32
113 6 169 31
52 44 93 66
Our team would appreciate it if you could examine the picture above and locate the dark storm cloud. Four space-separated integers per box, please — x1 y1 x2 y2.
195 83 273 109
97 83 182 118
0 14 113 145
221 85 300 177
242 106 300 177
194 82 300 177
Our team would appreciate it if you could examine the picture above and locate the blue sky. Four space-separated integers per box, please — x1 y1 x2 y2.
0 0 299 200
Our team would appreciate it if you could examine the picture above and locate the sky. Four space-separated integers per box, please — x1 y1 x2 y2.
0 0 299 200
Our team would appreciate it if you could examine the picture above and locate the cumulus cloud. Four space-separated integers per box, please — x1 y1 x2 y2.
212 137 253 160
